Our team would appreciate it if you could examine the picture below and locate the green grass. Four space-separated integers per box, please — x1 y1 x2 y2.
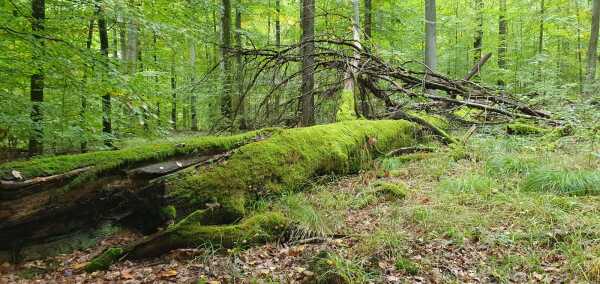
523 169 600 195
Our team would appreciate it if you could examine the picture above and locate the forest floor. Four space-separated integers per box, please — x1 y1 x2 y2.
1 131 599 283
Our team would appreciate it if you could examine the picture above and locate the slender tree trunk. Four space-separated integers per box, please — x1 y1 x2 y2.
127 18 139 74
80 19 94 153
538 0 545 55
29 0 45 156
425 0 437 95
190 42 198 131
338 0 361 120
97 2 112 147
235 4 247 129
153 31 160 127
275 0 281 47
497 0 507 88
472 0 483 81
585 0 600 95
221 0 233 119
171 51 177 130
300 0 315 126
118 14 127 62
364 0 372 40
576 0 584 94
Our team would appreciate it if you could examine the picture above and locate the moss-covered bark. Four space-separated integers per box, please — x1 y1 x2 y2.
83 120 423 270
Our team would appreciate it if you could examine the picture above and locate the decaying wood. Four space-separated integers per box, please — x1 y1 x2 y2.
227 39 556 129
386 146 436 157
0 167 91 198
464 52 492 81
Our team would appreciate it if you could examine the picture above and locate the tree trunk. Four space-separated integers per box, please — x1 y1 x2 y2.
190 42 198 131
424 0 437 95
364 0 372 40
28 0 45 156
171 51 177 130
235 4 247 129
538 0 545 55
472 0 483 81
275 0 281 47
221 0 233 119
497 0 507 88
300 0 315 126
338 0 361 121
585 0 600 95
0 121 427 264
97 2 112 148
576 0 584 94
80 19 94 153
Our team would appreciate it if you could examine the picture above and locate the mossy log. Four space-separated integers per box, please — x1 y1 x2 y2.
0 120 429 265
0 130 274 257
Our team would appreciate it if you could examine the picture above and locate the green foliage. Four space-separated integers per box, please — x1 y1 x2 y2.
438 174 496 194
394 257 420 275
310 251 375 284
523 169 600 195
278 193 334 239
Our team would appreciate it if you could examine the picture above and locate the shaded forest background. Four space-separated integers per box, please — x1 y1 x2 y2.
1 0 599 158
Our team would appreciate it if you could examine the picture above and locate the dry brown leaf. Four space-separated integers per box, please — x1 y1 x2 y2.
159 269 178 278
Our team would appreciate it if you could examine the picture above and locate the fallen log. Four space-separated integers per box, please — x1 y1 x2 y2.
78 120 426 270
0 130 275 259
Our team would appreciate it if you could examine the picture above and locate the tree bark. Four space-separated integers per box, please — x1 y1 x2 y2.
424 0 437 95
190 42 198 131
275 0 281 47
364 0 372 40
300 0 315 126
235 4 247 129
585 0 600 95
221 0 233 119
97 2 112 147
171 50 177 130
538 0 545 55
472 0 483 81
28 0 45 156
80 19 94 153
498 0 507 88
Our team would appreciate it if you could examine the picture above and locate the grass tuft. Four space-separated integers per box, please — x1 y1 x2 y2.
523 169 600 195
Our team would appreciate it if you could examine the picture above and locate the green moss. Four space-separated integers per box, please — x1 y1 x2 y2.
336 89 357 121
0 129 276 181
165 120 420 222
126 211 290 259
84 247 124 272
373 181 408 199
506 123 549 135
160 205 177 221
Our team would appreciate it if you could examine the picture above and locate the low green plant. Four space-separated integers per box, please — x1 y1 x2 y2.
523 169 600 195
310 251 375 284
394 257 420 275
278 193 334 239
438 174 496 194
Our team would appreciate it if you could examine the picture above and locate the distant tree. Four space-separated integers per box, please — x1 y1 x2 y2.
498 0 507 88
29 0 45 155
221 0 233 119
96 2 112 147
425 0 437 95
585 0 600 95
364 0 372 40
473 0 483 79
300 0 315 126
